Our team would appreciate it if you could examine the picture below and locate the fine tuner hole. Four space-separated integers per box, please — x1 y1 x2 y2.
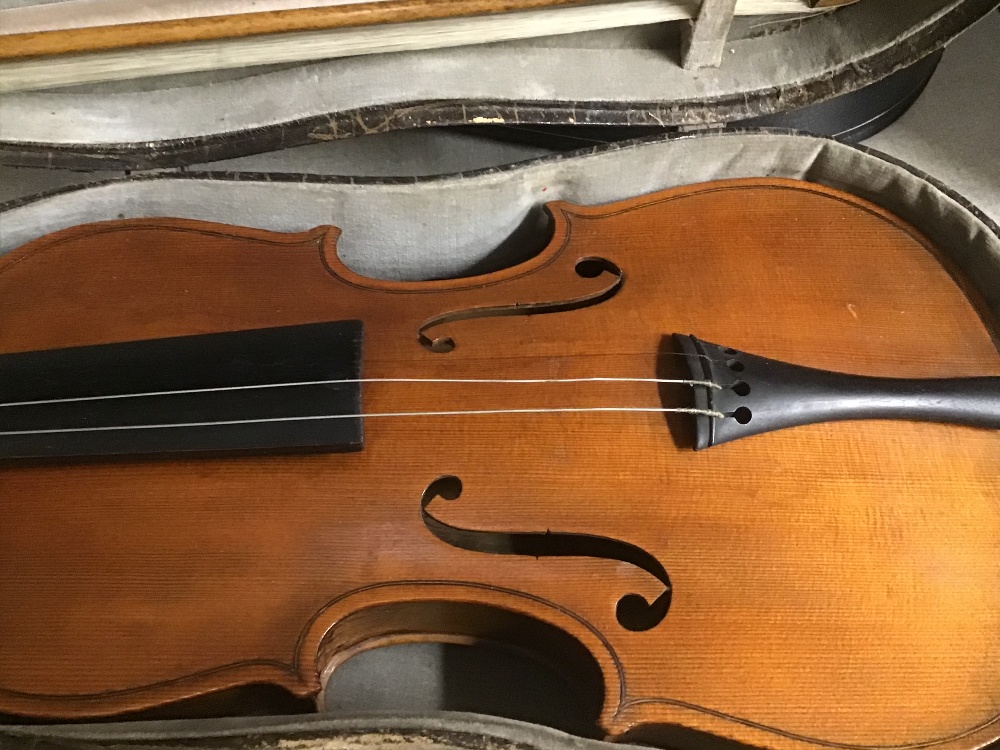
732 382 751 397
727 359 745 373
733 407 753 424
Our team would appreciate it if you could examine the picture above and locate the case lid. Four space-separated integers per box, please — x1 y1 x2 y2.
0 0 995 169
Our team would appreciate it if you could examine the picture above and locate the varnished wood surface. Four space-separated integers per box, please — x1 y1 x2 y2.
0 0 840 60
1 178 999 750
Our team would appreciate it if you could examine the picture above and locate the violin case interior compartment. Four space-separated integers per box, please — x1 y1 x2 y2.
2 0 1000 745
0 0 997 171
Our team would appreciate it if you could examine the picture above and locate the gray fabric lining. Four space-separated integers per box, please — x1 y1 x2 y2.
1 711 615 748
1 132 997 318
0 0 990 145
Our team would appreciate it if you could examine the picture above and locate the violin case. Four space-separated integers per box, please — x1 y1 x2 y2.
2 0 1000 747
0 0 996 169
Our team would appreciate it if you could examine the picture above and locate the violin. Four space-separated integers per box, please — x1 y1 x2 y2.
2 177 999 750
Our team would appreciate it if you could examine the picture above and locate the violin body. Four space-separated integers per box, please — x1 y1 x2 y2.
1 178 999 750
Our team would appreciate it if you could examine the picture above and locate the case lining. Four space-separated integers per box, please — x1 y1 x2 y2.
0 0 992 149
2 132 997 319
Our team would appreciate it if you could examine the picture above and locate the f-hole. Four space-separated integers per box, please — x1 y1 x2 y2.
418 257 623 353
420 475 672 631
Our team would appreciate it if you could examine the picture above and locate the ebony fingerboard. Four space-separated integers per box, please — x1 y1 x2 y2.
0 320 364 461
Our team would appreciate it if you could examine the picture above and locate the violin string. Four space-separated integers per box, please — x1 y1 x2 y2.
0 406 726 437
0 376 722 409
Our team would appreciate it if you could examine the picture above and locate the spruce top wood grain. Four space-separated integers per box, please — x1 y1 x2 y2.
1 178 999 750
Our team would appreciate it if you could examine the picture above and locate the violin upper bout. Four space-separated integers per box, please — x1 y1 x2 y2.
0 216 341 269
0 218 358 354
